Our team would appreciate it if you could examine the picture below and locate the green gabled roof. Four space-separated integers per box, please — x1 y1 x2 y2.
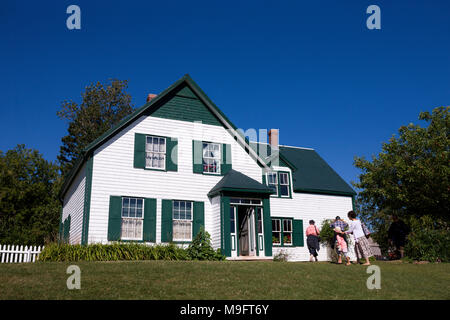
59 74 270 200
279 146 356 196
249 142 296 170
208 169 273 197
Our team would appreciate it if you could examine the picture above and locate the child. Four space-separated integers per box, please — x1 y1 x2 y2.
334 227 350 266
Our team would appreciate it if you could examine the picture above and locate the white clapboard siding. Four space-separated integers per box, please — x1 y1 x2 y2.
271 192 353 261
87 115 263 244
62 161 86 244
0 245 43 263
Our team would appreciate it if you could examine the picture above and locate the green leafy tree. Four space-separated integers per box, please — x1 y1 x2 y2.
353 106 449 257
0 145 61 245
57 79 134 176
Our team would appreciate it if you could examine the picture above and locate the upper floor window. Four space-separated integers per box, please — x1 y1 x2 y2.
146 136 166 170
202 142 221 174
173 201 193 241
121 197 144 240
267 172 278 196
266 171 291 198
279 172 290 197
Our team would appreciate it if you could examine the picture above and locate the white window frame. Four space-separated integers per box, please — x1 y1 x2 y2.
267 172 278 196
145 136 166 170
121 197 144 241
279 172 290 197
272 218 281 245
172 201 193 242
283 219 293 246
202 142 221 174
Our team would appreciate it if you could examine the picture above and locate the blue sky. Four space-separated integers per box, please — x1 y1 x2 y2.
1 0 449 189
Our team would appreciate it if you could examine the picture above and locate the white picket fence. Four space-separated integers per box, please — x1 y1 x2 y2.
0 245 44 263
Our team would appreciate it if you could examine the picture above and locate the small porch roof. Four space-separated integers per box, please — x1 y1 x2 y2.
208 169 274 197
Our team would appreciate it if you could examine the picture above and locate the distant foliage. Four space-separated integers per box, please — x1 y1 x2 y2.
186 227 225 261
404 216 450 262
39 243 189 262
0 145 61 245
57 79 134 177
353 107 450 259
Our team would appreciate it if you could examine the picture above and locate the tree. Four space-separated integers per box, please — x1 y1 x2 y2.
353 107 449 256
0 145 61 245
57 79 134 176
353 106 449 221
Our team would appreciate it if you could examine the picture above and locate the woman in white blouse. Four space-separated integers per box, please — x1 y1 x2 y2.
341 211 372 266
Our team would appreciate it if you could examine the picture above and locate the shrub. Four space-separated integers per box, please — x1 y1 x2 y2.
39 242 189 262
404 216 450 262
273 250 289 262
186 227 225 261
319 219 335 246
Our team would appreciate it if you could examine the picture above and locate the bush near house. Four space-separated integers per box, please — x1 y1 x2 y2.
39 229 225 262
404 216 450 262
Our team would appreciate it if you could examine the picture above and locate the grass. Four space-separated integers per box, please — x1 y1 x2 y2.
0 260 449 300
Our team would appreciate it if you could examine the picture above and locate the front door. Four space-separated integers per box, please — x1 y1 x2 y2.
238 206 257 256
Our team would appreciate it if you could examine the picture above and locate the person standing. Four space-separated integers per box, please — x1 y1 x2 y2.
342 211 372 266
333 227 351 266
388 215 410 259
331 216 348 231
306 220 321 262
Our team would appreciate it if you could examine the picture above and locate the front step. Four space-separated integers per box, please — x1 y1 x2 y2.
226 256 273 261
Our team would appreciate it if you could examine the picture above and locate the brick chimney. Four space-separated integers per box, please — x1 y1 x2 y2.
147 93 157 103
268 129 279 150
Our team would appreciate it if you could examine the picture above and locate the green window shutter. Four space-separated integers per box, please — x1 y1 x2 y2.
262 173 267 185
192 140 203 173
161 199 173 242
293 219 304 247
166 138 178 172
262 198 273 256
192 201 205 238
134 133 146 168
143 198 157 242
221 196 231 257
221 144 232 175
107 196 122 241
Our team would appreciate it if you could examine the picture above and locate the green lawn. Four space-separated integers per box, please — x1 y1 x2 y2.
0 260 448 300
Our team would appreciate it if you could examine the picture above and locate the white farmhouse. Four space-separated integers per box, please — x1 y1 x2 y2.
59 75 356 261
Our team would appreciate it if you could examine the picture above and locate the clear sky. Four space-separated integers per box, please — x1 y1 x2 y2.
1 0 449 189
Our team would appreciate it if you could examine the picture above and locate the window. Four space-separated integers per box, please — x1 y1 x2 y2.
230 198 262 206
173 201 192 241
202 142 221 174
256 208 263 234
272 219 281 245
283 219 292 245
266 172 291 198
267 172 278 196
272 218 293 246
121 197 144 240
146 136 166 169
279 172 290 197
230 207 236 234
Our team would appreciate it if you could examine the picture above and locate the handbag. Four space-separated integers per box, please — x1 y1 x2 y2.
361 221 371 238
315 226 321 242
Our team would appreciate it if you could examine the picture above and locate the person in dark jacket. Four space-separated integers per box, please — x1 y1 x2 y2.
305 220 321 262
388 215 410 259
